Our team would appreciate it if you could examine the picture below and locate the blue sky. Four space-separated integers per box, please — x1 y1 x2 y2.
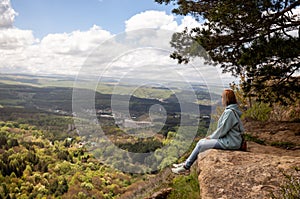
1 0 299 84
0 0 234 87
11 0 179 39
0 0 202 73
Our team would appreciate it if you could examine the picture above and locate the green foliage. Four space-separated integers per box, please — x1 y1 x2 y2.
56 178 69 196
0 133 7 147
0 120 136 198
270 142 296 150
231 81 300 122
243 102 272 121
229 80 250 110
269 101 300 122
117 138 163 153
155 0 300 105
244 134 265 145
271 169 300 199
0 79 212 197
168 170 200 199
57 150 72 161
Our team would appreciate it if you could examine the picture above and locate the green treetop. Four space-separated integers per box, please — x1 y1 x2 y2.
155 0 300 105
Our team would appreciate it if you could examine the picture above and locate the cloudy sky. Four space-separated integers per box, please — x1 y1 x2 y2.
0 0 235 87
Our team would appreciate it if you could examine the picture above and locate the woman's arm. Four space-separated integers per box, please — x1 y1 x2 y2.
209 110 237 139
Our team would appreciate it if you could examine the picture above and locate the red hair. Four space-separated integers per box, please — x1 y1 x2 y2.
222 89 237 106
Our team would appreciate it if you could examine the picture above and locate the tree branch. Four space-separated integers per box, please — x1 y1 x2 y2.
270 0 300 20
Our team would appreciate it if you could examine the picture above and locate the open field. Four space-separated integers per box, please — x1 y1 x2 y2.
0 73 221 100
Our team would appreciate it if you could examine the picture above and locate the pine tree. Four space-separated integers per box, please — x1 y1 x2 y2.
155 0 300 104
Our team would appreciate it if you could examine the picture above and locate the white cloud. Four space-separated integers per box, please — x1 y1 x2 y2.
40 25 112 55
288 7 300 37
2 1 298 88
0 6 227 86
0 24 114 75
0 28 36 49
125 10 203 32
0 9 204 76
125 10 178 32
0 0 17 28
177 16 202 31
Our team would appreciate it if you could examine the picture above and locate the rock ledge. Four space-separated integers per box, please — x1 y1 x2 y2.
197 149 300 199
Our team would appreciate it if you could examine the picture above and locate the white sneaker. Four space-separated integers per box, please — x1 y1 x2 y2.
171 165 190 175
172 163 185 168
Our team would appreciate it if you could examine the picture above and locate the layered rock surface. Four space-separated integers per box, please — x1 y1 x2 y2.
197 145 300 199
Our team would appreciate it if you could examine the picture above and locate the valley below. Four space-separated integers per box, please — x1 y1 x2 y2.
0 74 220 198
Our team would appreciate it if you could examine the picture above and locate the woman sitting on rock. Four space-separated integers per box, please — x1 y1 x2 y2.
172 89 244 174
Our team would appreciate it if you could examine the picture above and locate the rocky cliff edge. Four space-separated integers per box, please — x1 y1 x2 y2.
197 144 300 199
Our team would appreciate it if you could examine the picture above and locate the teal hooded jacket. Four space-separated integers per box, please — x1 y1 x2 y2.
209 104 244 149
